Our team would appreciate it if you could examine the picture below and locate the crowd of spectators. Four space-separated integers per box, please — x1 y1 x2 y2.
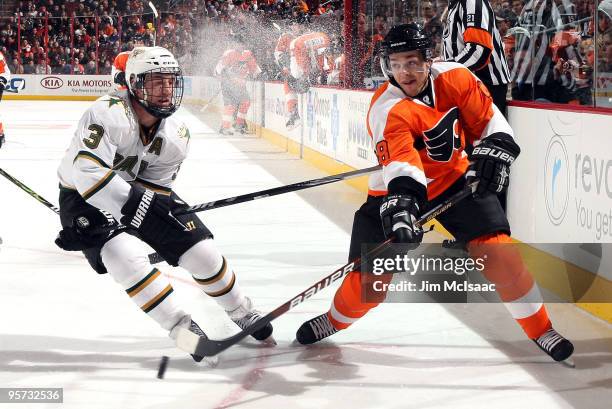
0 0 341 76
0 0 610 106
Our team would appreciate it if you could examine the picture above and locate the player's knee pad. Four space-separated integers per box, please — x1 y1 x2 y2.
100 233 152 286
102 233 185 331
178 238 224 279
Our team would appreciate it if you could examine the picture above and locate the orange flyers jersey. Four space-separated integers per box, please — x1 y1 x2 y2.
215 49 261 81
274 33 294 60
0 51 10 82
366 62 513 200
290 32 331 74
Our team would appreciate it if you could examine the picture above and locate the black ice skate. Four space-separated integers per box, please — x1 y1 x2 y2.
219 127 233 136
285 110 301 130
233 123 248 134
227 297 275 344
296 313 338 345
533 327 575 367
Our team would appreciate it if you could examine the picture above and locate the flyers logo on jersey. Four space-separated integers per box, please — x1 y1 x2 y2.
422 107 461 162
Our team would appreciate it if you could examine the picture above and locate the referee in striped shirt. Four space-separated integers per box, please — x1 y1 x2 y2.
442 0 511 116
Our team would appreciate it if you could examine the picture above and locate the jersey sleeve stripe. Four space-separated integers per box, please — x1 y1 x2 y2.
73 151 111 169
135 177 172 194
456 43 492 71
81 170 116 200
463 27 493 50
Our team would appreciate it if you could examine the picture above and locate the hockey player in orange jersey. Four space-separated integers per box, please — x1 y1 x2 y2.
215 31 261 135
0 50 11 148
274 17 303 129
283 30 332 129
111 50 130 90
296 24 574 364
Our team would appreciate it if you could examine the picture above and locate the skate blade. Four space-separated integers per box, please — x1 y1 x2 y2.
560 357 576 368
286 122 301 131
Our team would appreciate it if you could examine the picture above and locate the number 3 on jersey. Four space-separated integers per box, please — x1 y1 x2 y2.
83 124 104 149
375 140 389 164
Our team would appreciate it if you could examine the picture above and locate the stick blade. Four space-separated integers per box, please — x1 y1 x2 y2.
175 327 199 355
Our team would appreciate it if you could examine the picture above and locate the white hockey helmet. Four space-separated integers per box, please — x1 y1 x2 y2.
125 46 183 119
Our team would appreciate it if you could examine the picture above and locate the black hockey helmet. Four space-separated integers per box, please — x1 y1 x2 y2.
380 23 433 60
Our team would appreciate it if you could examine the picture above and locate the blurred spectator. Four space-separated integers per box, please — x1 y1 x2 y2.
0 0 601 109
23 58 35 74
511 0 567 102
35 58 51 74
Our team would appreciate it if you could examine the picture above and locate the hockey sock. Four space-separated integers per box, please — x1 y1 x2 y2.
101 234 186 331
179 239 244 311
222 105 236 129
236 100 250 125
284 81 297 113
469 233 552 339
328 270 393 330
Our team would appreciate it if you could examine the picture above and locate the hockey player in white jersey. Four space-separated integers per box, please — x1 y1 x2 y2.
55 46 273 362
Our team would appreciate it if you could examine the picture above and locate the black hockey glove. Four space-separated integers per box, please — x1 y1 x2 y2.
55 210 118 251
467 135 520 197
120 185 186 244
0 77 6 91
380 194 423 248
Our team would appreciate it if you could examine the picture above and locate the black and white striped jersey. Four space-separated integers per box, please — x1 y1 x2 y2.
511 0 566 86
442 0 511 85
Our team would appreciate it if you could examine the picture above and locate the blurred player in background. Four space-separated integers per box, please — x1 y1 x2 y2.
274 16 305 128
215 29 262 135
0 50 10 148
111 36 148 91
55 46 273 362
111 50 130 90
284 30 332 129
296 24 574 365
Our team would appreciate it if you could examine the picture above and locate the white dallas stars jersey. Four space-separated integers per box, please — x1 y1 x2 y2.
57 90 191 221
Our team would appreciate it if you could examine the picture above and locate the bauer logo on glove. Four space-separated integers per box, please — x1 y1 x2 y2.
467 135 520 197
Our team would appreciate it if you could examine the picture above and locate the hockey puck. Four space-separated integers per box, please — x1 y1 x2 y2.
157 356 169 379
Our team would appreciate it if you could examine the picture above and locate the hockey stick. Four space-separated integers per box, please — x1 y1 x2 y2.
0 166 164 265
200 89 221 112
148 2 159 46
174 165 381 215
0 167 60 213
176 182 477 357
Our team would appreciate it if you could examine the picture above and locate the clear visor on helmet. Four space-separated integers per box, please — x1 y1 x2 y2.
131 67 183 118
